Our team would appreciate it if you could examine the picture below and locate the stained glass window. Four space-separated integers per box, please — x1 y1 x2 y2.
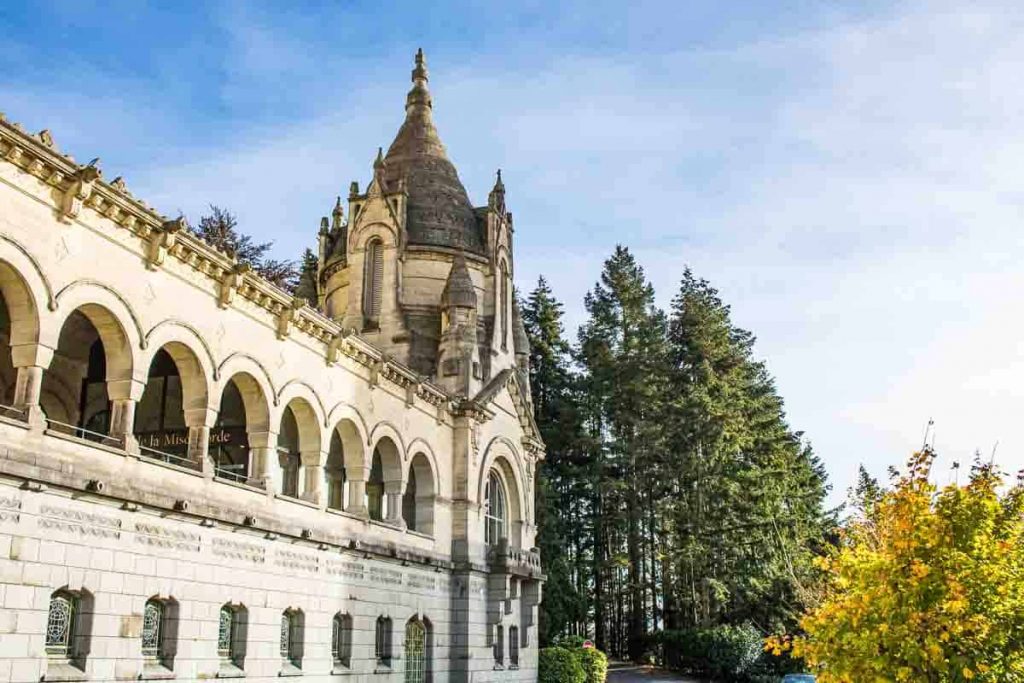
46 593 76 654
142 600 163 657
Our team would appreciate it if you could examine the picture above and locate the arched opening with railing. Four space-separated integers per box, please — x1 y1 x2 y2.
402 452 436 535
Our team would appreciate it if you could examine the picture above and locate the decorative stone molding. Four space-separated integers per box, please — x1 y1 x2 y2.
60 163 102 222
146 217 186 270
218 262 250 308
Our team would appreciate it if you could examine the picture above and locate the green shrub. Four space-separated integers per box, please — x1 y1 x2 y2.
660 624 763 680
575 647 608 683
539 646 585 683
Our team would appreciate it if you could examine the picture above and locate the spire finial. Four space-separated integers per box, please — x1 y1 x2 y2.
494 169 505 193
412 48 428 84
332 196 344 229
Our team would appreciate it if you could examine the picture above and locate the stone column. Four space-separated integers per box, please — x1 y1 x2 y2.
184 407 218 477
247 430 279 493
10 342 53 428
300 449 326 505
344 465 368 517
107 378 144 453
384 480 406 529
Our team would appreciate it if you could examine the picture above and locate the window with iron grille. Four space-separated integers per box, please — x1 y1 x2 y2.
404 619 427 683
141 600 163 659
45 588 94 673
332 613 352 668
280 609 303 669
46 592 77 656
218 604 246 670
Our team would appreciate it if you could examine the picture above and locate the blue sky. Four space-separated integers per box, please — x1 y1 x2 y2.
4 0 1023 505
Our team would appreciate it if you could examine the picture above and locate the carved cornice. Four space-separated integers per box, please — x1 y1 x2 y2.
0 115 457 420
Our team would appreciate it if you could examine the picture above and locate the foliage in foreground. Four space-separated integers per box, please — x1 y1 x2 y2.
767 449 1024 682
576 646 609 683
539 646 586 683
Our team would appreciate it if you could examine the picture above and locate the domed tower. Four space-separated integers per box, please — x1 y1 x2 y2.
318 50 518 394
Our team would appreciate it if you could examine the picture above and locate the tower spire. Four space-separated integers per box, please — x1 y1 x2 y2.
406 48 432 111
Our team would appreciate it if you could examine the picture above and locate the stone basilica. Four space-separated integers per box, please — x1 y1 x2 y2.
0 51 544 682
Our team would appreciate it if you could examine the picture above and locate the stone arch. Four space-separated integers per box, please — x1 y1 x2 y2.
217 353 276 407
134 340 211 462
276 380 328 427
276 396 324 500
211 371 272 482
478 437 527 549
0 257 44 410
353 222 398 251
139 341 211 415
49 280 144 360
406 438 441 492
0 233 56 312
367 433 403 523
143 320 218 382
326 401 370 446
325 417 365 512
368 421 406 463
402 450 436 536
39 300 140 443
0 259 41 348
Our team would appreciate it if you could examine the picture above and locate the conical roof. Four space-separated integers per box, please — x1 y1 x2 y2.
441 253 477 309
384 49 483 254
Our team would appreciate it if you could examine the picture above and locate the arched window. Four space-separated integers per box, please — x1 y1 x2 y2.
499 260 509 351
218 603 247 673
404 619 427 683
367 448 385 521
375 616 392 665
46 591 78 656
46 588 92 673
509 625 519 669
362 238 384 329
331 613 352 669
141 597 176 673
485 470 507 546
280 609 303 672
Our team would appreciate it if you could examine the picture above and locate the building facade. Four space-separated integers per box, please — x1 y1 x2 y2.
0 50 544 683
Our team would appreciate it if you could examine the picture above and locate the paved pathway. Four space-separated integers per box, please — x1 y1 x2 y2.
607 662 701 682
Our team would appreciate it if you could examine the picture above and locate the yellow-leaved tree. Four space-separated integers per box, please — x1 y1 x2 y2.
767 448 1024 682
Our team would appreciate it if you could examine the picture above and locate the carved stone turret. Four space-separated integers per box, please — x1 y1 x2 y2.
436 253 481 396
